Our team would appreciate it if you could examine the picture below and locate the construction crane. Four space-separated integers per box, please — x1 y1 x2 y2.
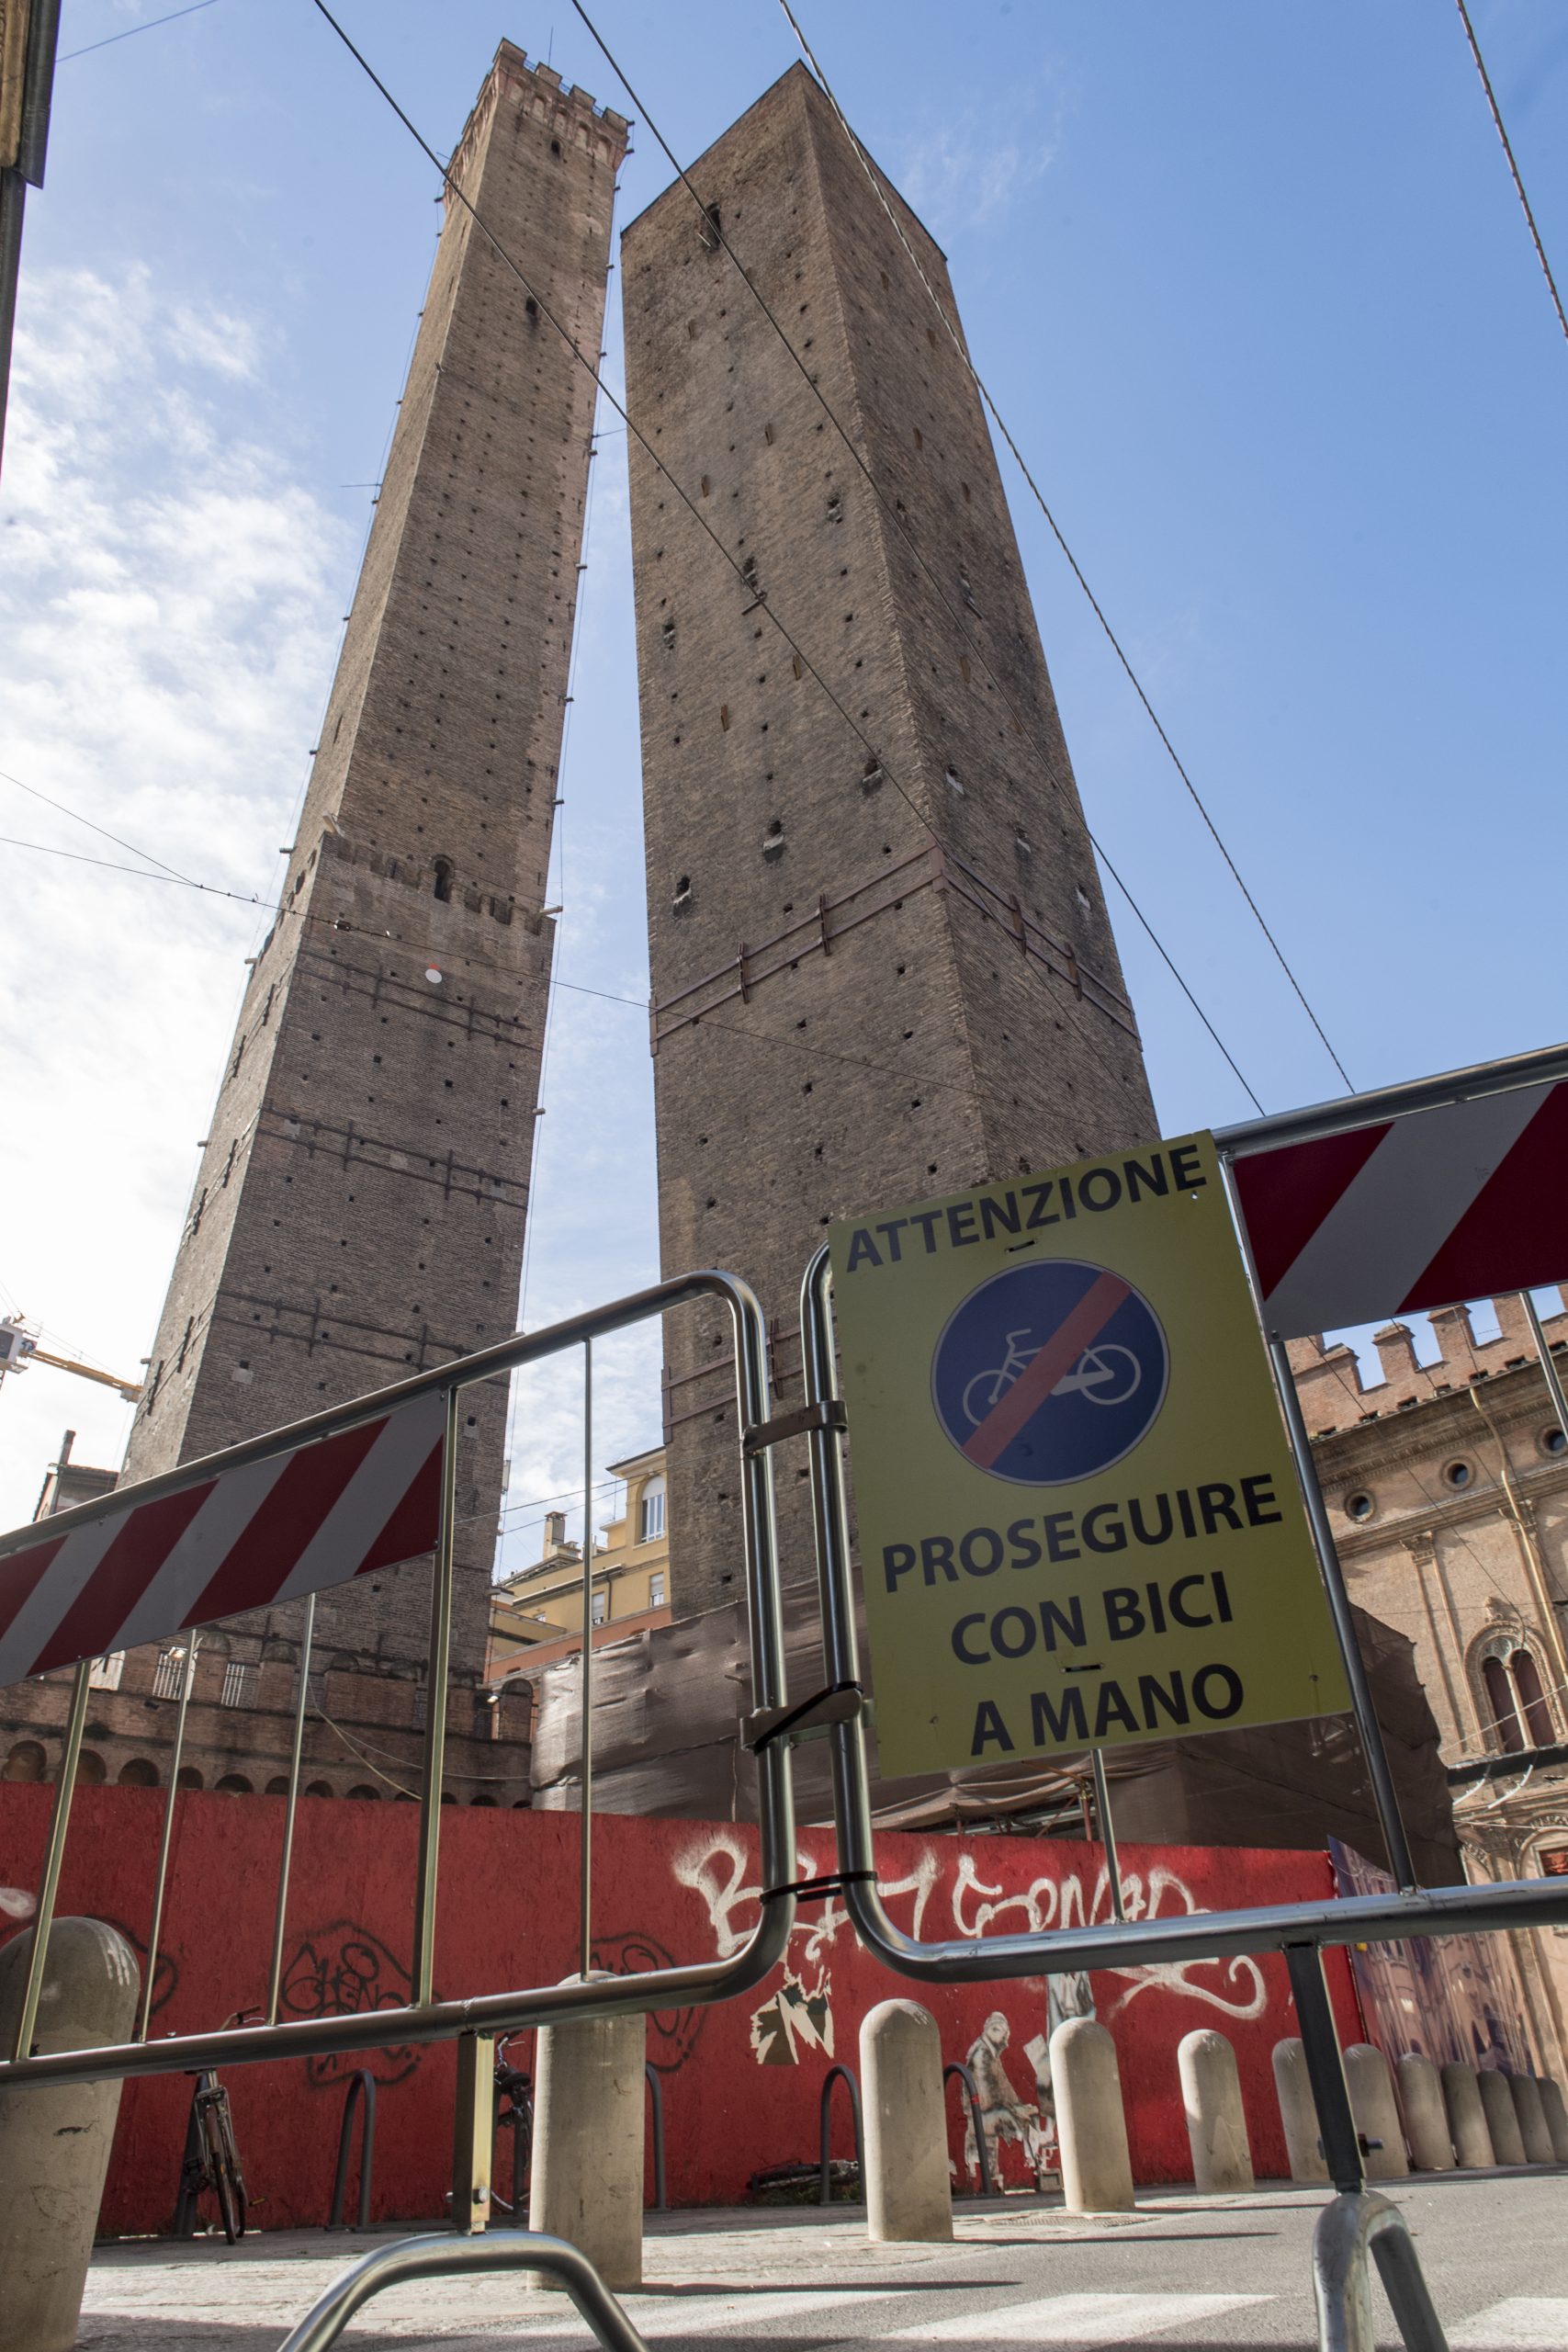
0 1317 143 1404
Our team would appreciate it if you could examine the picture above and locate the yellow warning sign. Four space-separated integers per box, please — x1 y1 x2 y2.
828 1132 1349 1779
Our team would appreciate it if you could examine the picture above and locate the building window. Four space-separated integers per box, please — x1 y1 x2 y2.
591 1588 608 1626
1443 1459 1473 1490
152 1648 186 1700
1542 1426 1567 1457
1511 1649 1555 1747
433 857 454 902
649 1572 666 1608
1343 1491 1375 1523
1482 1655 1525 1753
1540 1847 1568 1878
638 1477 666 1544
220 1660 256 1710
3 1741 46 1783
88 1653 125 1691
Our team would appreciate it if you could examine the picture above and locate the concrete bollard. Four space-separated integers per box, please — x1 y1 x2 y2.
1271 2039 1329 2184
1478 2067 1527 2165
1394 2052 1453 2172
1343 2044 1408 2179
1440 2063 1495 2168
0 1917 140 2352
1053 2017 1135 2213
1509 2073 1554 2165
1178 2029 1253 2194
528 1997 646 2288
860 2000 952 2243
1538 2075 1568 2163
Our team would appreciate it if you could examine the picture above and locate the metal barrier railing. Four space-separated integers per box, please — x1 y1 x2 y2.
276 2231 650 2352
796 1233 1568 2352
817 2062 863 2206
0 1268 804 2094
326 2070 377 2232
942 2061 992 2199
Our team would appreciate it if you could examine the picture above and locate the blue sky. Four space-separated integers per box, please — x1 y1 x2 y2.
0 0 1563 1552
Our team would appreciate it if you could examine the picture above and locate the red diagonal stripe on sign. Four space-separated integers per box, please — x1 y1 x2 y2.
1397 1085 1568 1318
34 1485 217 1673
963 1272 1131 1472
354 1437 444 1579
1231 1121 1391 1303
181 1417 388 1629
0 1534 67 1648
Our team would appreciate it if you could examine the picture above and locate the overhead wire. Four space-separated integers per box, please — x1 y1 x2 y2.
1453 0 1568 353
56 0 221 65
303 0 1241 1126
564 0 1263 1114
773 0 1353 1095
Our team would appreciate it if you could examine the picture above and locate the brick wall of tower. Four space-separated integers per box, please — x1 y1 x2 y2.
114 50 627 1702
623 66 1154 1617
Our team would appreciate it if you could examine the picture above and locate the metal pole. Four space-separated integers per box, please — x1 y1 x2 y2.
1089 1748 1126 1923
412 1385 461 2007
1282 1941 1364 2195
1268 1331 1418 1893
579 1337 593 1983
138 1634 199 2041
11 1655 92 2060
1213 1149 1419 1894
1522 1290 1568 1438
266 1589 316 2027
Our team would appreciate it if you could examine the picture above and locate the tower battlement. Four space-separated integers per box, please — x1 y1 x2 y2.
448 40 630 203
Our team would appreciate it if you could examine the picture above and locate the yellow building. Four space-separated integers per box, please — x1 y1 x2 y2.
487 1448 670 1679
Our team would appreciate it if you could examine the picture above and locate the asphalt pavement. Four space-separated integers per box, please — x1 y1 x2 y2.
80 2172 1568 2349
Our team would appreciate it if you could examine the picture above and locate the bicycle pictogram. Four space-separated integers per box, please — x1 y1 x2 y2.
931 1260 1168 1487
961 1330 1142 1428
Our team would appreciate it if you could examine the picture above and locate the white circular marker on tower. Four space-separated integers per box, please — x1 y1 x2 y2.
424 966 443 986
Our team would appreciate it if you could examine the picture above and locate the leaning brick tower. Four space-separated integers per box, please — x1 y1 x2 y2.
624 65 1155 1618
121 47 628 1688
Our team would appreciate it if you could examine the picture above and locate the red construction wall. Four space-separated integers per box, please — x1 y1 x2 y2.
0 1790 1359 2232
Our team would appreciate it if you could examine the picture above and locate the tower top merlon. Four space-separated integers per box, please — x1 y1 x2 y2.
447 39 630 197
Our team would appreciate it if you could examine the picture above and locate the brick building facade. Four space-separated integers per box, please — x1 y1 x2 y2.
623 65 1155 1616
1297 1290 1568 2066
0 47 626 1793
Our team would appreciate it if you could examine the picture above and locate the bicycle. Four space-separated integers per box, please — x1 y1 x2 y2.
491 2030 533 2217
173 2008 255 2243
962 1329 1141 1427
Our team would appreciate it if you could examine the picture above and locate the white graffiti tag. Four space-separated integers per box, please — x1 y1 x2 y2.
671 1833 941 1965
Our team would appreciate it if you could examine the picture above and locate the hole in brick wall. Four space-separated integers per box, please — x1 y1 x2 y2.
673 876 693 910
914 427 923 448
719 705 730 730
960 656 971 683
1016 831 1033 859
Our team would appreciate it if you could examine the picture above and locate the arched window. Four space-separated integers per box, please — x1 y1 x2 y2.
638 1476 666 1544
216 1774 253 1795
433 857 454 903
117 1758 160 1788
1512 1650 1555 1747
345 1784 380 1801
4 1741 47 1782
1483 1656 1526 1753
304 1780 334 1798
265 1776 291 1795
176 1766 204 1790
76 1750 107 1786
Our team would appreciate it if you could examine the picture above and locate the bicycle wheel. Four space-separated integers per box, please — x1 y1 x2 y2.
1075 1344 1140 1406
962 1366 1010 1427
202 2093 248 2244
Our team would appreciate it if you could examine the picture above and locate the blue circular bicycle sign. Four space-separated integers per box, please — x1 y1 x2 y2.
931 1259 1169 1487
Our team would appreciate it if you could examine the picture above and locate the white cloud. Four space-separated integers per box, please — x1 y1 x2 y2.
0 265 352 1530
891 98 1060 241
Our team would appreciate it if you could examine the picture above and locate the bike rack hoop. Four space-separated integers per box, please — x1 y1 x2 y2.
276 2229 652 2352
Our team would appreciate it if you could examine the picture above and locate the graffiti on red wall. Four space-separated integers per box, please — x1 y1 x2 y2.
0 1788 1350 2232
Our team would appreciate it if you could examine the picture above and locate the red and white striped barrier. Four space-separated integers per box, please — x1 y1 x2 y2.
1230 1078 1568 1340
0 1390 446 1688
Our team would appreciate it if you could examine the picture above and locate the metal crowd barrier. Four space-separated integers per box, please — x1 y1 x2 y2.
0 1268 804 2093
795 1046 1568 2352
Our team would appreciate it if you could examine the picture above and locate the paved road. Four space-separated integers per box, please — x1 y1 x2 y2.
81 2174 1568 2349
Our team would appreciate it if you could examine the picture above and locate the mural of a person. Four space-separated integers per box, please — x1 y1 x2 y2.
963 2009 1045 2188
1023 1969 1099 2167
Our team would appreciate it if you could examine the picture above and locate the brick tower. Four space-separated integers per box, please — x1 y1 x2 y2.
121 48 628 1692
624 66 1155 1616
